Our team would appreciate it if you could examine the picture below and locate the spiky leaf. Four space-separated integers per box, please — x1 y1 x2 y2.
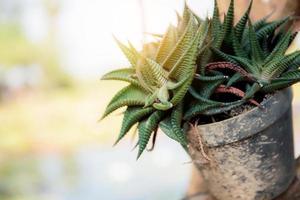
115 106 154 145
137 111 165 159
102 85 148 119
170 103 187 145
235 0 252 41
101 68 146 90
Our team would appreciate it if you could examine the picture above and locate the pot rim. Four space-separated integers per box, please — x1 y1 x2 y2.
201 88 291 127
192 88 293 147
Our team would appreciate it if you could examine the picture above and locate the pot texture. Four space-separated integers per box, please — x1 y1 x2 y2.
186 88 295 200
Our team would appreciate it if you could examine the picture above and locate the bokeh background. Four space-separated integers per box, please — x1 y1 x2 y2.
0 0 299 200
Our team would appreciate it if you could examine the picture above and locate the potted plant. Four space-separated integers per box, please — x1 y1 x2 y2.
101 0 300 199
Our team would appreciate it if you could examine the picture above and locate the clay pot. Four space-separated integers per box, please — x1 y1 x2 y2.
186 88 296 200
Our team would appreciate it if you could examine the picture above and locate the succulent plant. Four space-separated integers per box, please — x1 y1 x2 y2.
213 23 300 93
101 0 300 158
184 0 300 120
210 0 300 94
101 6 209 158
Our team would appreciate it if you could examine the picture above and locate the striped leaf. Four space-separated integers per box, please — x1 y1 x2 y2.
115 106 154 145
262 51 300 80
170 103 187 145
248 20 264 64
114 37 138 67
102 85 148 119
235 0 252 41
155 25 178 64
137 111 165 159
101 68 146 90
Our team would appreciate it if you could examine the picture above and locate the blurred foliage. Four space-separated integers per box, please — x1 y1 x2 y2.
0 81 124 154
0 24 38 66
0 23 72 88
0 157 41 200
0 154 78 200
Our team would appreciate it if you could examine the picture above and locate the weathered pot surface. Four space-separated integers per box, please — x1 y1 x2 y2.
186 88 295 200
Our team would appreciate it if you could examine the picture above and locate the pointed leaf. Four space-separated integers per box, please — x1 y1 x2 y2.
226 73 243 87
232 30 248 58
265 30 293 64
160 117 184 143
115 107 154 145
231 55 259 75
211 0 222 41
256 16 290 41
168 19 209 80
262 80 298 93
155 25 178 64
114 37 138 67
248 20 264 64
102 85 148 119
170 103 187 145
278 70 300 81
221 0 234 45
101 68 146 90
162 13 197 71
145 58 168 86
210 47 239 65
170 75 193 106
137 111 165 159
262 51 300 80
235 0 252 41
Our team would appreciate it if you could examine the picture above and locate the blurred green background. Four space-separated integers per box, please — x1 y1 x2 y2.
0 0 299 200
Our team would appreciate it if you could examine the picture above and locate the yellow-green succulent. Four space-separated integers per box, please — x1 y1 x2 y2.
101 5 209 158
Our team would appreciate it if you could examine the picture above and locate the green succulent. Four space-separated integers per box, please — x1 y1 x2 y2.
183 0 252 119
215 26 300 92
101 6 209 158
197 0 236 74
184 0 300 120
100 0 300 158
210 0 300 94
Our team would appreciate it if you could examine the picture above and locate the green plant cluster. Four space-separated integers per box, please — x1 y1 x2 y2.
101 0 300 158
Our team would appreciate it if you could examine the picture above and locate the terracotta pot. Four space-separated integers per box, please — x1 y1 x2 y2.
186 88 295 200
